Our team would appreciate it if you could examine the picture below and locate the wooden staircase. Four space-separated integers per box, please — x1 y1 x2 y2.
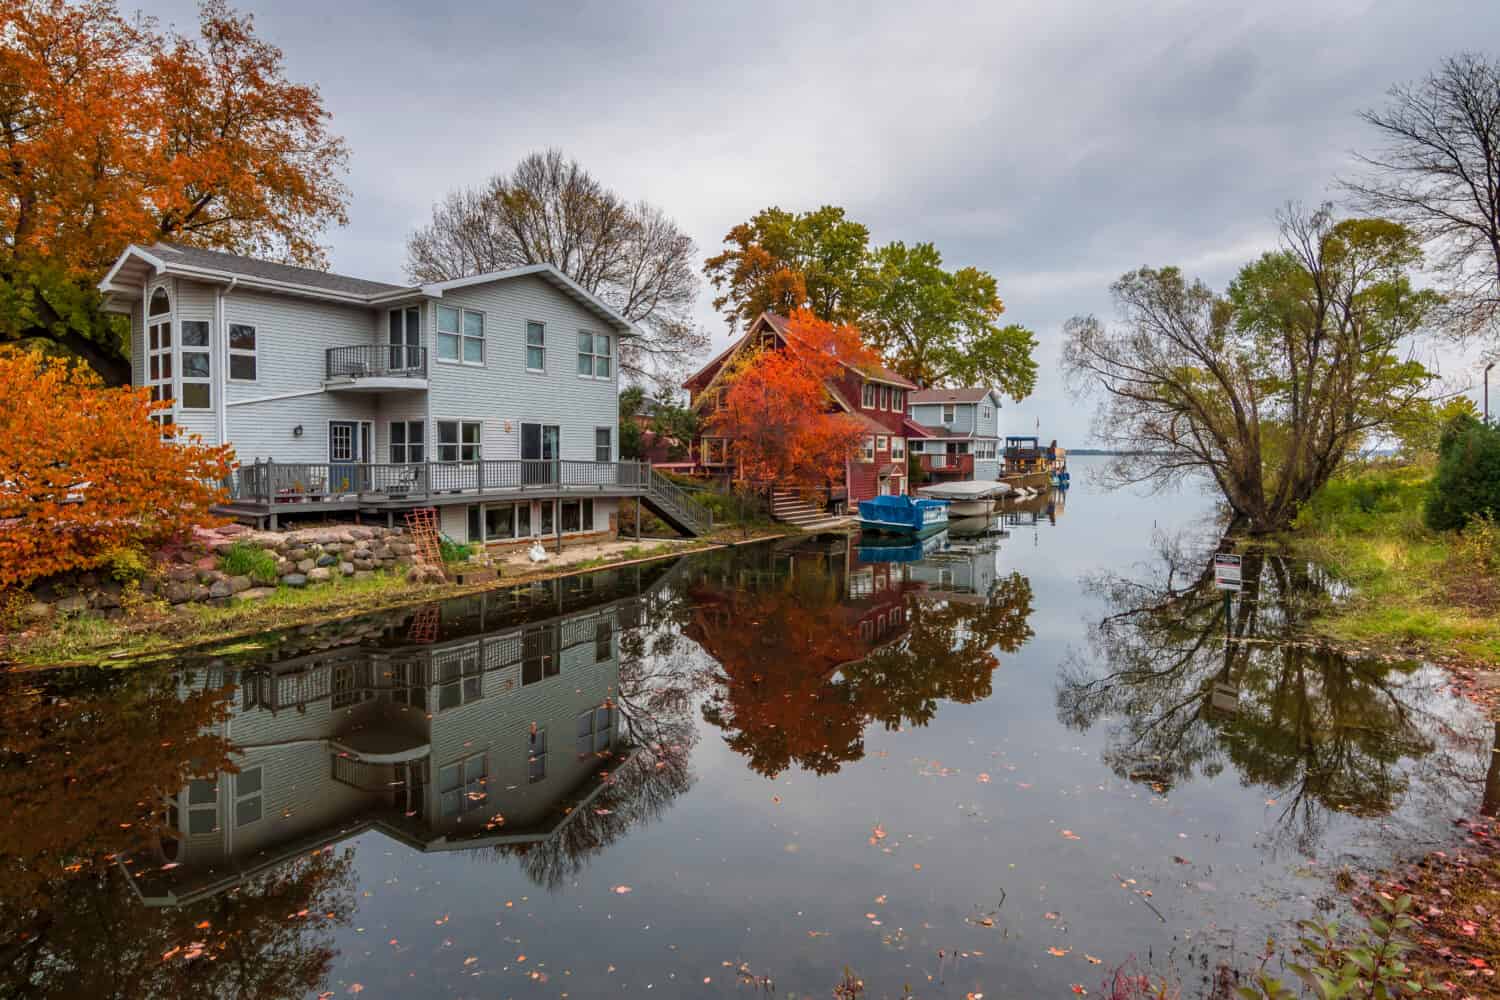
639 469 713 536
771 489 847 531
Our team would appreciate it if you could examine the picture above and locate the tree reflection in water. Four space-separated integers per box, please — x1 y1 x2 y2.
680 540 1035 778
1057 533 1489 854
0 666 355 999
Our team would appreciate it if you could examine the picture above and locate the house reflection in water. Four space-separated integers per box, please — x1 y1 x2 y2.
130 562 681 906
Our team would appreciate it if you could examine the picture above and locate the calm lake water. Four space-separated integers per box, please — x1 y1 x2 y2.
4 456 1498 999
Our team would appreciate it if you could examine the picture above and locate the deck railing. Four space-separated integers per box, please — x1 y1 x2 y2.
227 459 651 505
325 344 428 380
920 453 974 474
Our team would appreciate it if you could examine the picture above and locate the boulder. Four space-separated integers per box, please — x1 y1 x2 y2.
352 558 375 571
23 601 54 623
288 547 309 562
167 565 197 583
281 573 308 588
296 558 315 574
194 555 218 572
208 579 235 599
339 561 355 576
228 575 253 594
307 567 333 582
191 584 211 602
352 570 375 581
315 553 338 567
55 594 89 614
196 568 220 584
165 582 196 604
233 587 276 602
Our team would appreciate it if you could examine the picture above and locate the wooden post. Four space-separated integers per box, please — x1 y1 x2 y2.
635 498 641 539
554 500 562 554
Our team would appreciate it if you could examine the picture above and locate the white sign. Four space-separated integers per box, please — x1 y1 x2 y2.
1213 553 1242 591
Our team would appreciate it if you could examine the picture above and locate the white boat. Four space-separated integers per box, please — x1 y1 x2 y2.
917 480 1013 517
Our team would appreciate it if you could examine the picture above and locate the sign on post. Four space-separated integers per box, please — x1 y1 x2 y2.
1213 553 1242 591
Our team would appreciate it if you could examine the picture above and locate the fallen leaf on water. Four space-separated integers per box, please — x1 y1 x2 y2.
1044 912 1059 920
517 954 526 963
1061 830 1081 841
1072 986 1088 995
612 885 632 894
1047 947 1070 957
348 987 364 995
875 894 887 904
977 773 992 783
1085 954 1103 965
464 956 478 966
869 824 888 844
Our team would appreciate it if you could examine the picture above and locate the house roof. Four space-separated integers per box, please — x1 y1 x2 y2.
912 423 975 440
97 243 637 333
759 313 917 388
849 411 893 434
909 387 1001 405
901 417 935 439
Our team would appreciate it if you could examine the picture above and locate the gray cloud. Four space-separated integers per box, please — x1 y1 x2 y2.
147 0 1500 440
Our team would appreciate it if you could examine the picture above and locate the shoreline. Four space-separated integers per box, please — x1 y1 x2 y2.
4 529 802 671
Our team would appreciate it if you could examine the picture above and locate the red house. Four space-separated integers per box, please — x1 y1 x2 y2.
682 312 919 507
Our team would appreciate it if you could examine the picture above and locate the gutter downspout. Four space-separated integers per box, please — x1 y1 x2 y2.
217 277 238 448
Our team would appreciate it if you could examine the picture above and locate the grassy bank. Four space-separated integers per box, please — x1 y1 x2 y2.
5 530 793 670
1282 462 1500 675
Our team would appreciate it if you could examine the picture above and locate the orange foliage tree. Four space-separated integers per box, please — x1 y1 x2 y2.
0 0 350 382
705 311 873 493
0 350 233 587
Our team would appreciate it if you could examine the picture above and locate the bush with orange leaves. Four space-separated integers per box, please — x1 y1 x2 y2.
0 350 233 588
706 310 872 492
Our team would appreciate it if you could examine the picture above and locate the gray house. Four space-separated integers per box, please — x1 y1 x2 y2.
906 387 1004 481
97 243 707 539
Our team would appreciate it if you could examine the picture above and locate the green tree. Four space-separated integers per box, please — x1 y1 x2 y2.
1064 206 1438 534
619 386 646 459
1390 394 1480 459
703 206 871 330
860 241 1038 398
1425 412 1500 529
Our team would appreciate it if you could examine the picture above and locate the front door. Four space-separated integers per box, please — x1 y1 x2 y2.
521 423 560 485
329 421 363 494
389 306 421 371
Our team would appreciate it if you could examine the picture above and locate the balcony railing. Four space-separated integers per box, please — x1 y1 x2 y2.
326 344 428 380
919 453 974 475
226 459 651 505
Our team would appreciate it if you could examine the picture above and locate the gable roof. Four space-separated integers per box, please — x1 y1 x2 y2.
909 387 1002 405
98 243 636 333
759 313 917 388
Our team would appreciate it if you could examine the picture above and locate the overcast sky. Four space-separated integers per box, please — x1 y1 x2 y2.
150 0 1500 443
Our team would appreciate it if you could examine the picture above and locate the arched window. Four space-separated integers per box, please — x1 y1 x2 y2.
146 286 173 426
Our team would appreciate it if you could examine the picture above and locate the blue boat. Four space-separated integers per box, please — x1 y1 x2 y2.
858 530 949 563
857 494 950 535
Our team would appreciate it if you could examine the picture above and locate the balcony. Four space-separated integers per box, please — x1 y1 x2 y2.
227 459 648 505
919 453 974 477
325 344 428 391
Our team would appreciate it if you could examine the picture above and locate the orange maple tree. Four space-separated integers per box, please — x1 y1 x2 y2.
0 350 233 587
705 311 873 493
0 0 349 381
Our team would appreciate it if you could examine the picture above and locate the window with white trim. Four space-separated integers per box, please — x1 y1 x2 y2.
578 331 612 378
436 646 482 710
861 436 875 462
437 306 485 364
876 435 889 453
895 390 905 412
228 323 257 381
436 420 481 462
527 725 547 783
234 767 262 826
892 436 905 460
576 703 614 756
981 404 993 421
390 420 425 463
440 752 487 816
942 403 956 424
862 383 876 408
880 386 891 410
595 427 611 463
560 498 594 533
185 778 217 834
525 321 545 371
179 320 211 409
146 287 173 424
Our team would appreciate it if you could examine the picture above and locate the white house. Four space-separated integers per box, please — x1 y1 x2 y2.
906 387 1005 481
98 243 707 540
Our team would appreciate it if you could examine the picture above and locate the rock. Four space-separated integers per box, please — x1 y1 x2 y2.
208 579 234 599
55 594 89 614
315 553 338 567
190 584 211 602
295 558 315 574
228 575 253 594
211 539 238 554
307 567 333 582
288 547 309 562
234 587 276 602
22 601 53 623
219 523 249 536
91 587 122 610
167 565 197 583
370 545 393 560
352 570 374 580
197 568 219 584
339 561 355 576
165 582 195 604
348 526 374 540
194 555 217 572
281 573 308 588
353 558 375 571
394 555 414 568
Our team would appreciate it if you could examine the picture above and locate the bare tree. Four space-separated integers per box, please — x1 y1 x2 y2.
1346 53 1500 341
406 150 705 387
1063 205 1438 534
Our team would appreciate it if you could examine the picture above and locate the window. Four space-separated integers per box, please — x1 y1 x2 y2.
437 306 484 364
981 404 993 421
388 307 419 370
539 500 554 535
146 287 173 420
437 420 481 462
880 386 891 410
485 503 516 540
876 435 889 453
235 767 263 826
179 320 211 409
862 383 877 408
861 436 875 462
229 323 257 381
578 331 612 378
522 626 558 684
892 437 905 460
186 778 217 835
576 703 614 756
595 427 611 463
594 619 612 662
437 647 482 710
560 498 594 533
440 752 487 816
942 403 956 424
895 390 905 412
525 320 545 371
389 421 425 463
527 726 547 782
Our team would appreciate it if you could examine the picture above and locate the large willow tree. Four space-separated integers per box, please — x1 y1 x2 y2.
1064 206 1438 534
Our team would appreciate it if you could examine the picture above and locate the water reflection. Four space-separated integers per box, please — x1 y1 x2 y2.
681 534 1034 777
1057 535 1489 852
